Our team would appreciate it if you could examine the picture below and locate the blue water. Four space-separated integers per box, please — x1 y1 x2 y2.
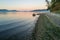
0 12 39 40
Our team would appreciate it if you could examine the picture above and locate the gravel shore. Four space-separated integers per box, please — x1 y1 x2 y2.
32 13 60 40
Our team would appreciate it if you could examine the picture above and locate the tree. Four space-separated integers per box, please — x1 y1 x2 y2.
45 0 50 10
51 0 60 11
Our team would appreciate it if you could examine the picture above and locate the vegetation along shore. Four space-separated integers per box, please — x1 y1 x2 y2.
31 0 60 40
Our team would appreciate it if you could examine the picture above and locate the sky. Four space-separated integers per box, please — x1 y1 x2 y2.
0 0 48 10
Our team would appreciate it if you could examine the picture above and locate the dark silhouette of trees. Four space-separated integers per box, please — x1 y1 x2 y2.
51 0 60 11
45 0 50 10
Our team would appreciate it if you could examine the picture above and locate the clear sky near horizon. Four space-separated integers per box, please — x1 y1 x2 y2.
0 0 48 10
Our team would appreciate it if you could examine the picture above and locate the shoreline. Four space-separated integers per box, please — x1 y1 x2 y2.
32 13 60 40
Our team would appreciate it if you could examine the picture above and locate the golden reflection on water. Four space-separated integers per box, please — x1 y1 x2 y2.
0 12 35 21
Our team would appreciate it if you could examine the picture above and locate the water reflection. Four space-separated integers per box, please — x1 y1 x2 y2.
0 12 39 40
0 12 6 14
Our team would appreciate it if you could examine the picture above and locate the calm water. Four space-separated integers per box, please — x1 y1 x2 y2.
0 12 39 40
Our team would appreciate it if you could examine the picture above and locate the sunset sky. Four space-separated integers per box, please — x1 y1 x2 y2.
0 0 48 10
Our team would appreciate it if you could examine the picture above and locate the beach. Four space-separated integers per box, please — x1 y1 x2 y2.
32 13 60 40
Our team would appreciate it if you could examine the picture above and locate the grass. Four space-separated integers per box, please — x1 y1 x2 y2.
55 10 60 13
52 10 60 13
